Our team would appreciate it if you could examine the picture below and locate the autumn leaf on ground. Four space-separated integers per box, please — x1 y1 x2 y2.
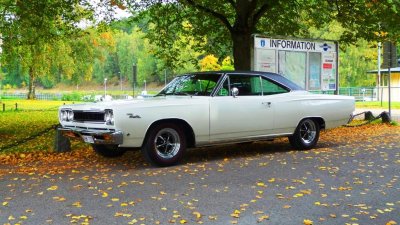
72 201 82 208
47 186 58 191
256 181 267 187
386 221 397 225
257 215 269 222
231 209 241 218
304 219 313 225
193 211 202 219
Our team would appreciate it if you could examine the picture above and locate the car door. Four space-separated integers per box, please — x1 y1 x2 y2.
209 74 276 142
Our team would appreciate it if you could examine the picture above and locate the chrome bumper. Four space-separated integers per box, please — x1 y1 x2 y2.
58 127 123 145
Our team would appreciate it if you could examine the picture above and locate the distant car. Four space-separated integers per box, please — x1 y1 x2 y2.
59 71 355 166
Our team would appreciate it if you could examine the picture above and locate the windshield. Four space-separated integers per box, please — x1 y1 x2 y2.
156 73 223 96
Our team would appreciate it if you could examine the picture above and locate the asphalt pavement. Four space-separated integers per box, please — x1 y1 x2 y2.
0 125 399 225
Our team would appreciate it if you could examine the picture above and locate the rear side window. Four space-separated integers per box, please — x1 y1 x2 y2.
260 77 288 95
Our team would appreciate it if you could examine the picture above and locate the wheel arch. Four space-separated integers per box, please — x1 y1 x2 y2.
297 117 326 131
142 118 196 148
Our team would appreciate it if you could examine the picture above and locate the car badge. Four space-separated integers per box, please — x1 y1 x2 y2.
127 113 141 119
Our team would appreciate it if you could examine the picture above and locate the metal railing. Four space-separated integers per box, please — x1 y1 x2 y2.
1 87 399 102
310 87 400 102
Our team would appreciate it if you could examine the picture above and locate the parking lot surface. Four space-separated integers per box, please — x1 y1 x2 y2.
0 125 399 225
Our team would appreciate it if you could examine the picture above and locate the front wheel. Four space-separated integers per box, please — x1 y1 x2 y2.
92 144 126 158
288 119 320 150
142 123 186 167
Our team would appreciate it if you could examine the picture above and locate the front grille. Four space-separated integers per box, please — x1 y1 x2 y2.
73 111 104 122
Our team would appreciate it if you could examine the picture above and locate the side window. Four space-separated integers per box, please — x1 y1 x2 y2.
228 75 262 96
261 77 288 95
194 79 217 95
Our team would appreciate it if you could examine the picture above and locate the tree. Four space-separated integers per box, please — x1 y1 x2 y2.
129 0 309 70
0 0 93 98
126 0 400 71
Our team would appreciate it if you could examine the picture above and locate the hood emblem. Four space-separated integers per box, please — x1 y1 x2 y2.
127 113 141 119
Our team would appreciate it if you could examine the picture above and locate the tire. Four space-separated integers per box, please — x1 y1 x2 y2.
288 119 320 150
142 123 186 167
92 144 126 158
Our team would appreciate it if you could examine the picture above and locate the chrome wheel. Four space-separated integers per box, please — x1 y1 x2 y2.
154 128 181 159
299 119 317 144
288 118 320 150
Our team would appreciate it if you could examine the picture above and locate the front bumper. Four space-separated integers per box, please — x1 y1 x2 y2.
59 127 123 145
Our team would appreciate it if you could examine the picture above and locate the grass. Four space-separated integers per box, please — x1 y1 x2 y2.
0 100 77 153
0 99 75 111
356 101 400 109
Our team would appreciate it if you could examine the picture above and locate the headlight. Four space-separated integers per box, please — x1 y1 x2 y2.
104 109 114 125
67 110 74 121
60 109 73 122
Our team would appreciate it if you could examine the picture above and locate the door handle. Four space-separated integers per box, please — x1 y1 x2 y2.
262 102 271 107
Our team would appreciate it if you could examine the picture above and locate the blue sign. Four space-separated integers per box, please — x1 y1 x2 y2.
260 40 266 47
321 43 331 51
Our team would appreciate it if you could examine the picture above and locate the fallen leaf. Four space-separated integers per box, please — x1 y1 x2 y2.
304 219 313 225
47 186 58 191
193 211 202 219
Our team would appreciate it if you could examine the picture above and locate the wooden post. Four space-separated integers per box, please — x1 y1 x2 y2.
54 128 71 152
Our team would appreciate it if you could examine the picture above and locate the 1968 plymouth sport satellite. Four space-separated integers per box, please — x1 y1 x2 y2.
59 71 355 166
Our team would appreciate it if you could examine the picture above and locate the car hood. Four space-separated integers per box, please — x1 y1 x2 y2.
60 96 207 111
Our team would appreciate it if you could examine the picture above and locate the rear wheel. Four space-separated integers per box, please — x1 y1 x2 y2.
142 123 186 167
92 144 126 158
289 119 320 150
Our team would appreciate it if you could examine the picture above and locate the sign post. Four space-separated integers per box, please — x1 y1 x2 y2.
132 64 137 97
382 41 398 117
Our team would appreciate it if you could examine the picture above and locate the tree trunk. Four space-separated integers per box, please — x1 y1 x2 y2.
27 67 36 99
231 31 252 70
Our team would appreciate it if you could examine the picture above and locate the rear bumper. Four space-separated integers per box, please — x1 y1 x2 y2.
58 127 123 145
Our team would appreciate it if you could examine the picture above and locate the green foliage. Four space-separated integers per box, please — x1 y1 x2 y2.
307 21 378 87
199 55 234 71
61 92 83 101
200 55 220 71
339 40 377 87
2 0 400 92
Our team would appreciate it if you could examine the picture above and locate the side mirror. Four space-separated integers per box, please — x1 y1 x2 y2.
231 87 239 98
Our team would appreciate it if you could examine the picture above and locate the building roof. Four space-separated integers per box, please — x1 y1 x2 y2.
367 67 400 74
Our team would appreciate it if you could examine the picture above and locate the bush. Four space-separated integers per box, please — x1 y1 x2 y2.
61 92 82 101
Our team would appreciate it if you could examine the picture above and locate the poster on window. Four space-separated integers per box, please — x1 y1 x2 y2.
321 52 337 91
278 51 306 89
309 52 321 90
255 49 276 73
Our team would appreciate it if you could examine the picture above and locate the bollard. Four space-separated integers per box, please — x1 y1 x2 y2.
54 128 71 152
15 103 18 111
364 111 374 121
381 112 391 124
2 103 4 112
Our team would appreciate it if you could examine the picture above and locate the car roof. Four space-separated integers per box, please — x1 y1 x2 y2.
190 70 303 91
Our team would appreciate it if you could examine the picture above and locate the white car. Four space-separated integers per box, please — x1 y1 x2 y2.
59 71 355 166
